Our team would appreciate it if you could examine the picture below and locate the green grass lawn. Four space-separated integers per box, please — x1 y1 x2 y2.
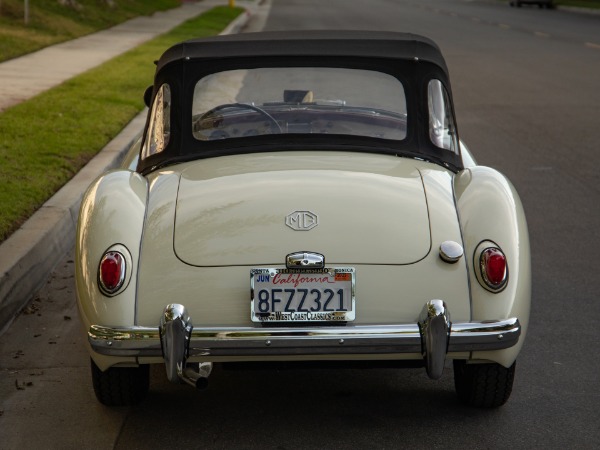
0 6 243 243
0 0 182 62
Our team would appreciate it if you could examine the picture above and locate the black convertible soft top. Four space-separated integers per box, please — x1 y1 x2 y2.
139 31 462 174
156 30 449 75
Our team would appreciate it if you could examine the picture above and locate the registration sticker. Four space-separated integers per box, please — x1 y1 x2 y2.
251 267 355 323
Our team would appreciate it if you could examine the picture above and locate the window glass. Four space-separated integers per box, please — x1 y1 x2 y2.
192 68 407 141
428 79 458 153
141 84 171 159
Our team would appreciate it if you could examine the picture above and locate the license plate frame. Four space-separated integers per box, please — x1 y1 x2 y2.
251 267 355 323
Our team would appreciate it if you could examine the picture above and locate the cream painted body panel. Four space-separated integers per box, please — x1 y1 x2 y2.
454 167 531 367
135 152 470 326
174 161 429 266
75 170 148 370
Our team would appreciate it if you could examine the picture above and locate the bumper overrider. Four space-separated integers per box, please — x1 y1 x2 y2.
88 300 521 388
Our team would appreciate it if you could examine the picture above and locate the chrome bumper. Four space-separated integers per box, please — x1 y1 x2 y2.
89 300 521 384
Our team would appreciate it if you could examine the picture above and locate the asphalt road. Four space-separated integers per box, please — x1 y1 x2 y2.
1 0 599 448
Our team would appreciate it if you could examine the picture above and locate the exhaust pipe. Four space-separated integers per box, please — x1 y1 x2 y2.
182 362 212 390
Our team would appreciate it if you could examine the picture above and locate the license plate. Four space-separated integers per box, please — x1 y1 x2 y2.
251 267 355 322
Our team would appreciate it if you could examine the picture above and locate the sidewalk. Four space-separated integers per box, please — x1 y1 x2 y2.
0 0 257 333
0 0 225 113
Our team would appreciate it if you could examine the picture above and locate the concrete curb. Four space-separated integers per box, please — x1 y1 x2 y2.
221 6 253 35
0 8 252 334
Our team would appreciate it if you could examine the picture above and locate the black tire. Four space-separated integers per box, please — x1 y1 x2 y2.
91 358 149 406
453 360 516 408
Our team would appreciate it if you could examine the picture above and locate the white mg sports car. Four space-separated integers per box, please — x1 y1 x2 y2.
75 31 531 408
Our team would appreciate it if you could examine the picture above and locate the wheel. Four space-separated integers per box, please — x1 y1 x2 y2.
453 360 516 408
200 103 282 136
91 358 149 406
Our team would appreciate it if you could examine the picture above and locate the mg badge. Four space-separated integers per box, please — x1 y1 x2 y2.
285 211 319 231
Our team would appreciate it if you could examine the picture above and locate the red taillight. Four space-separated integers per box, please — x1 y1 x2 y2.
99 251 126 295
480 247 508 291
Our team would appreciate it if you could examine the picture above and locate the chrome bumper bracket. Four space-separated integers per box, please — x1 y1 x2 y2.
418 300 451 380
159 304 212 389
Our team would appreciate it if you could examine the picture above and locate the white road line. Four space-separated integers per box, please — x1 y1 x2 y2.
534 31 550 38
585 42 600 50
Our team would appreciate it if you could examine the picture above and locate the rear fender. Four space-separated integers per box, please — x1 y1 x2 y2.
75 170 148 334
454 167 531 367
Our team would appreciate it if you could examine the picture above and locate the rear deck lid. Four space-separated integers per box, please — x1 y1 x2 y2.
173 152 431 266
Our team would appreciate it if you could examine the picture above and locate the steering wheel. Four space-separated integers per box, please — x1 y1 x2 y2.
200 103 282 136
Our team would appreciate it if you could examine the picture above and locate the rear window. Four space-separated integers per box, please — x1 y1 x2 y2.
192 67 407 142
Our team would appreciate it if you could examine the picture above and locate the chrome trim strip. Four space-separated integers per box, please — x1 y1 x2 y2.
89 317 520 357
